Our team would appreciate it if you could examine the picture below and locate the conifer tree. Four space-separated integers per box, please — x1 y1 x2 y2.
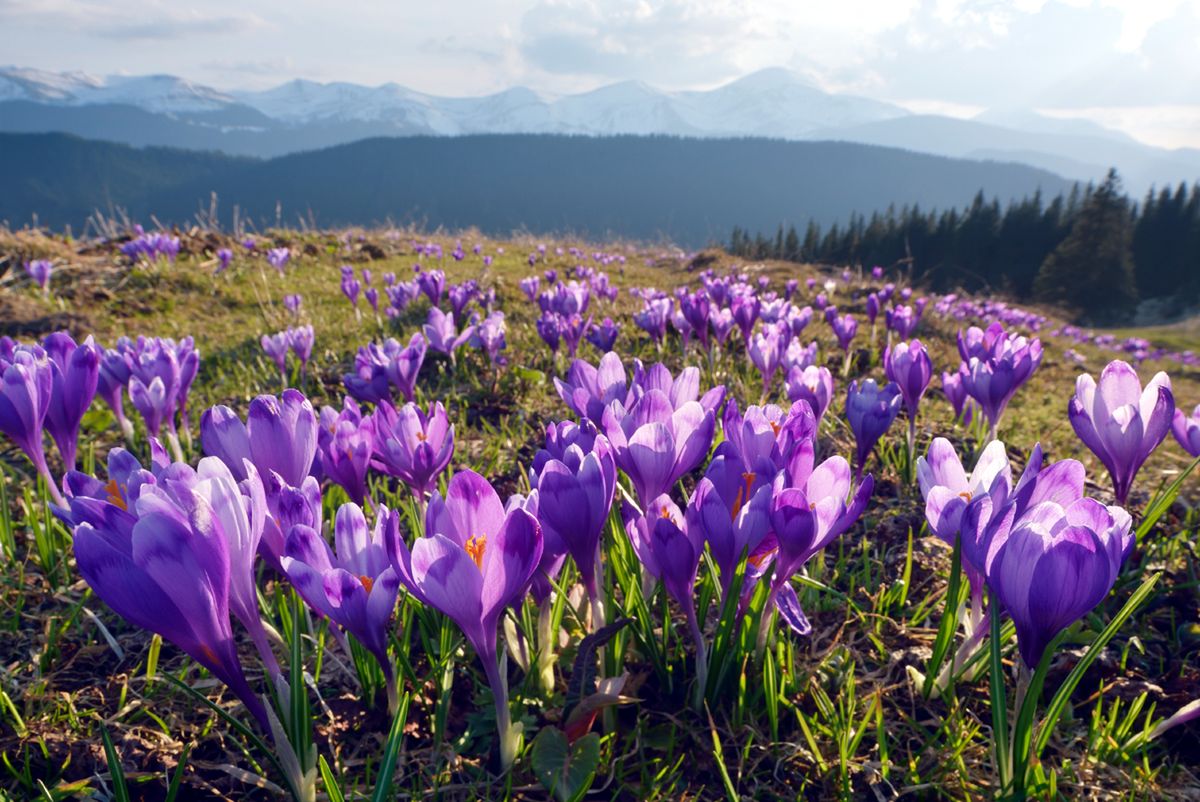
1034 169 1138 322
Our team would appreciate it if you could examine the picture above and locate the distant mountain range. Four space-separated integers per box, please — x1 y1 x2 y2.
0 132 1074 246
2 66 1197 195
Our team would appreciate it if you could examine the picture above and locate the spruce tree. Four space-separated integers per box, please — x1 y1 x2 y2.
1034 169 1138 323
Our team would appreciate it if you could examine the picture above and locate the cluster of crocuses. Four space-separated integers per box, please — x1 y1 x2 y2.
261 326 315 386
0 333 101 504
522 267 621 358
554 351 874 690
118 227 181 265
918 437 1134 673
86 335 200 460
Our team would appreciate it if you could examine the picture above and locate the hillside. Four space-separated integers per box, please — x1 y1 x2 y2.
0 132 1074 244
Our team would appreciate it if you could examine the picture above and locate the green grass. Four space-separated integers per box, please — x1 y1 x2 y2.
1 226 1198 800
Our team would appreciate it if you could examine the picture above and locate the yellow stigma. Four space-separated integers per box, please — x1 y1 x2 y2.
958 491 972 501
466 534 487 570
105 479 127 511
359 575 374 593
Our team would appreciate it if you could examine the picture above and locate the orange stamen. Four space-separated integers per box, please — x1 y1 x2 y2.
416 431 427 442
769 420 781 436
359 575 374 593
105 479 127 511
731 472 756 520
958 491 972 501
466 534 487 569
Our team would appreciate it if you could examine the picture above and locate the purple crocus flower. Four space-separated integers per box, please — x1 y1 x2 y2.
633 297 672 345
886 305 920 339
423 307 474 360
128 341 181 443
418 269 446 306
42 333 101 473
748 324 785 395
284 294 302 316
520 276 541 302
344 335 426 405
216 248 233 273
1068 360 1173 504
687 444 772 595
784 339 818 374
288 326 314 382
785 365 834 425
267 247 290 273
866 293 880 326
0 347 61 502
533 426 616 620
98 342 135 440
25 259 52 292
69 454 274 730
826 309 858 354
200 389 318 489
536 313 562 354
942 370 974 425
371 401 454 501
342 275 362 308
709 308 735 346
283 504 402 709
559 313 589 358
732 294 760 345
763 450 873 639
448 282 476 318
586 318 620 352
601 389 716 507
261 331 290 386
554 351 636 421
317 399 373 506
1173 404 1200 456
884 339 934 451
917 438 1013 604
386 333 426 403
680 292 711 351
957 323 1043 438
470 312 508 365
785 305 813 339
845 379 902 479
365 287 380 314
625 495 709 692
386 469 543 769
784 279 799 301
987 485 1133 668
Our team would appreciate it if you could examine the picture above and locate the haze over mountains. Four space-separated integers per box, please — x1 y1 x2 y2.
2 66 1198 195
0 132 1074 246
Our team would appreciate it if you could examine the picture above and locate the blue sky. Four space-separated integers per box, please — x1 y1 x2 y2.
2 0 1198 147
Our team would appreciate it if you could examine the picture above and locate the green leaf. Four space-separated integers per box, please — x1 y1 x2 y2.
1034 572 1161 758
319 755 346 802
370 692 411 802
923 535 964 699
1136 456 1200 540
163 743 191 802
99 726 131 802
531 728 601 802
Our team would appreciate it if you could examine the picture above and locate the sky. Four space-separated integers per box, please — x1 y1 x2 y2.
2 0 1198 148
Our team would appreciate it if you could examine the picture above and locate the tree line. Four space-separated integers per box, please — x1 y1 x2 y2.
728 170 1200 324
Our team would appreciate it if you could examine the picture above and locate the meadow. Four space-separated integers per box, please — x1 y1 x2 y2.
0 225 1198 801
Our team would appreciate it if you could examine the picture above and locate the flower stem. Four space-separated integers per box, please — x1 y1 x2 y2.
687 601 709 710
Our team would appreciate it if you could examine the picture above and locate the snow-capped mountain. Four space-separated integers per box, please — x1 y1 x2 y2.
1 65 1196 194
0 65 908 135
0 67 235 114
